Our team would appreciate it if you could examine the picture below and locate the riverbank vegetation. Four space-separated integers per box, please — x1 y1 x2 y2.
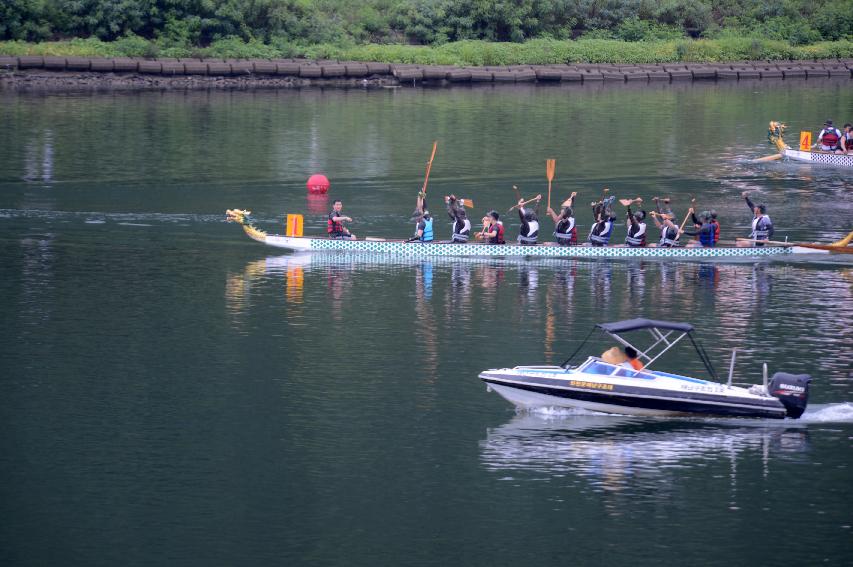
2 0 852 64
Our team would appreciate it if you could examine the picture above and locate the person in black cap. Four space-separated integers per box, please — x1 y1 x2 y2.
445 194 471 243
817 120 842 152
475 210 505 244
623 197 647 248
516 195 542 245
742 191 773 247
547 192 578 246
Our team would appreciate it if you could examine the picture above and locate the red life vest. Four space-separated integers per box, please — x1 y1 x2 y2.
712 220 720 242
821 128 840 148
491 223 506 244
327 212 344 234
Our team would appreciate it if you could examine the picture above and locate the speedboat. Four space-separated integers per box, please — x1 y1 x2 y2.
479 318 811 419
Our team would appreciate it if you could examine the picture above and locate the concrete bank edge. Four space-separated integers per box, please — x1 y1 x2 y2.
1 56 851 88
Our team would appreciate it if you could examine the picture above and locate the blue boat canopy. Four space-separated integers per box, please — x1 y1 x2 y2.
596 318 694 334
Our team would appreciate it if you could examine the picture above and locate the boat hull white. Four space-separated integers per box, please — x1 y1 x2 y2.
783 148 853 168
480 367 789 419
487 383 687 417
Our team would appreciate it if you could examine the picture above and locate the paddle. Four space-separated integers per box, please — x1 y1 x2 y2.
675 199 696 241
512 184 522 202
421 141 438 196
508 195 542 213
753 153 782 162
619 197 642 207
546 159 556 211
736 235 853 254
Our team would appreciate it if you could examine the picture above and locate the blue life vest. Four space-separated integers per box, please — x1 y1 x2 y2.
699 224 715 247
420 217 434 242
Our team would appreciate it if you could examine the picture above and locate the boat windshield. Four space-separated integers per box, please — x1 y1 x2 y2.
577 358 656 380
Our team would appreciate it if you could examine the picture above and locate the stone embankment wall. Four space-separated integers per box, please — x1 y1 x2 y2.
1 55 851 89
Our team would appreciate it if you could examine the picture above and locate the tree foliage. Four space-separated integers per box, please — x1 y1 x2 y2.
2 0 852 46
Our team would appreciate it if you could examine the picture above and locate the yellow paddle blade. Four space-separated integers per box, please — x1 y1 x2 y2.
619 199 634 206
753 154 782 162
459 198 475 208
546 159 556 181
831 229 853 247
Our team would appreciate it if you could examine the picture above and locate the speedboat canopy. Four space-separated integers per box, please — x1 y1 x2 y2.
563 318 718 381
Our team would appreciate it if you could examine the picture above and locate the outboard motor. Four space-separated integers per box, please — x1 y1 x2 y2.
768 373 811 419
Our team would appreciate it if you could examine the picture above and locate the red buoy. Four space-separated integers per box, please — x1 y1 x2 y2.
306 174 330 195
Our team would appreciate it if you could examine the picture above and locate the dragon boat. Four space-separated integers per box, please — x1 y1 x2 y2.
767 121 853 168
227 209 852 261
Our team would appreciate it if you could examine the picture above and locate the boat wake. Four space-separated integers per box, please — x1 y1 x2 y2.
521 401 853 424
798 402 853 423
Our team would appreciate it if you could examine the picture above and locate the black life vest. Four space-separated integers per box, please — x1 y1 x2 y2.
659 225 679 247
625 222 647 247
554 217 577 245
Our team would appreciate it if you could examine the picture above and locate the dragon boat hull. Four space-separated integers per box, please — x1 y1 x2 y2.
783 148 853 168
252 232 816 260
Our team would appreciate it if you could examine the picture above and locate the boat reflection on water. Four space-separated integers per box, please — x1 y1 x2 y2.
480 412 810 512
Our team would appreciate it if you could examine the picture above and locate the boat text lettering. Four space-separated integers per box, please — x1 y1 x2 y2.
570 380 614 391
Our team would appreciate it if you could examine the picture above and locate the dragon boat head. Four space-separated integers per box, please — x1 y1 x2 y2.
226 209 251 224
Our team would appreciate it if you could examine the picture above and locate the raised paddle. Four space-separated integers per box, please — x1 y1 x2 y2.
508 195 542 213
546 159 556 211
512 184 522 202
421 141 438 195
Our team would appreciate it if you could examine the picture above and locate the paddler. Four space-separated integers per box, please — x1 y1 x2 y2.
685 208 716 247
649 211 680 247
407 191 434 243
475 211 506 244
546 192 577 246
817 119 842 152
742 191 773 246
327 199 356 239
709 210 720 243
623 198 647 248
445 194 471 243
841 123 853 154
516 195 542 246
588 195 616 246
652 196 678 226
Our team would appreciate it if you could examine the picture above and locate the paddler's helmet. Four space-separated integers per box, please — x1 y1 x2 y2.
709 209 718 220
488 210 500 221
523 209 535 222
757 204 767 214
634 210 645 222
562 206 573 218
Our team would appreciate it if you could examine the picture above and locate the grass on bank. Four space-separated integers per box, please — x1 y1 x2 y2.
2 36 853 66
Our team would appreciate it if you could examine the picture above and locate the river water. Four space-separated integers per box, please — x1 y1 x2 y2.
1 81 852 566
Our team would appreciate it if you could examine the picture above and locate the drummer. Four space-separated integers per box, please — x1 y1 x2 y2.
327 199 355 240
